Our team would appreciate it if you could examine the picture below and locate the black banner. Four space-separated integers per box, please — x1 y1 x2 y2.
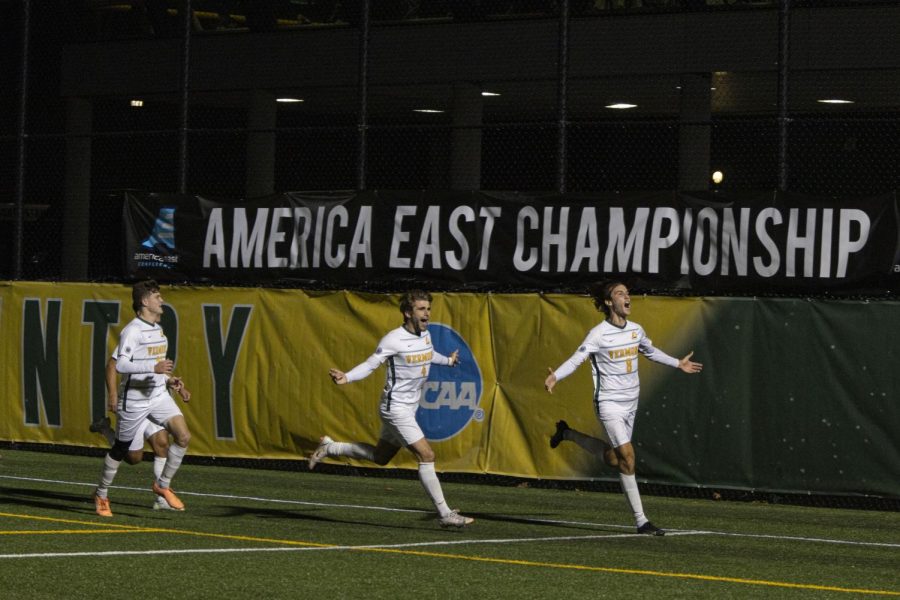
124 190 900 295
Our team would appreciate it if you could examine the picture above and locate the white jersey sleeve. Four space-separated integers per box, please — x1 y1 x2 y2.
638 327 680 368
431 350 451 366
345 336 394 383
553 328 603 382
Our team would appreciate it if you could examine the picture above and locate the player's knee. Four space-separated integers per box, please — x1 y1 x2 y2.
172 430 191 447
416 447 436 463
124 451 143 465
108 439 131 461
618 457 636 475
603 449 619 468
149 433 169 455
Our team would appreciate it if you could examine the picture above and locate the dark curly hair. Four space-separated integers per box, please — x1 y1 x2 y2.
588 280 626 316
399 290 433 315
131 280 160 313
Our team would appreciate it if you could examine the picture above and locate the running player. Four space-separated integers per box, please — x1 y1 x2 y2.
545 281 702 535
92 280 192 517
310 290 474 528
89 353 174 510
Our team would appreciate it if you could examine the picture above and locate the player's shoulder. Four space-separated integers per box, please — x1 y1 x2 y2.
378 326 409 348
120 317 144 335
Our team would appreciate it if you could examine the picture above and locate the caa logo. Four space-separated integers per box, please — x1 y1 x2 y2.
417 323 483 442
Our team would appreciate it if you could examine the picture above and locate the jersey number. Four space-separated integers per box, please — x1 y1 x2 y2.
625 358 633 373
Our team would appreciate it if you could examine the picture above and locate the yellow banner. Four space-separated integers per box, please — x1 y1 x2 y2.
0 281 702 477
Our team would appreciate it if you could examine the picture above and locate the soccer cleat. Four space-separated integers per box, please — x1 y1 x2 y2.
549 420 569 449
308 435 333 470
153 495 173 510
152 482 185 511
637 521 666 536
93 493 113 517
89 416 111 434
439 509 474 528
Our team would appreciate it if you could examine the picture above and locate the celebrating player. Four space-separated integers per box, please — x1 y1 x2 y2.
310 290 474 528
545 281 702 535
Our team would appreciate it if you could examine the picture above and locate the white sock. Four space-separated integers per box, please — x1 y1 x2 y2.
158 443 187 488
620 473 648 527
418 462 451 517
96 454 121 497
329 441 375 461
153 456 167 480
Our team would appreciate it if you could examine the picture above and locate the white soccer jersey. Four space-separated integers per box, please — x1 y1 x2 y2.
114 316 169 406
554 320 679 406
345 325 451 405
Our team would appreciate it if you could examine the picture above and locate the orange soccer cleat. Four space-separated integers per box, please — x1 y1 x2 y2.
93 493 113 517
152 482 185 511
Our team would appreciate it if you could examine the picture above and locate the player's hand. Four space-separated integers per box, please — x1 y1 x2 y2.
168 377 191 402
106 393 118 413
448 349 460 367
154 359 174 375
329 368 348 385
544 367 557 393
678 351 703 374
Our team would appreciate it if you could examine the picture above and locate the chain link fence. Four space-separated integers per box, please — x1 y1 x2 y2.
1 0 898 280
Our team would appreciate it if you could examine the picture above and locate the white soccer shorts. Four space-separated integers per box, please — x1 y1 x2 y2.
378 399 425 447
596 399 637 448
116 392 182 444
127 418 166 452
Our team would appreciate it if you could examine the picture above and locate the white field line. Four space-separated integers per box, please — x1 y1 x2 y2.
1 474 898 549
0 532 699 560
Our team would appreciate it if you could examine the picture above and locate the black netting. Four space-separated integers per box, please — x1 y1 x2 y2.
2 1 898 278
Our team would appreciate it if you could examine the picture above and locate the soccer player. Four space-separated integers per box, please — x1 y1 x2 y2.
92 280 192 517
544 281 702 536
310 290 474 528
89 354 174 510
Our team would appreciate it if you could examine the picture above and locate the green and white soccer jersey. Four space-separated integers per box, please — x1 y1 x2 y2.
346 325 451 406
554 319 679 447
555 320 679 405
115 317 170 405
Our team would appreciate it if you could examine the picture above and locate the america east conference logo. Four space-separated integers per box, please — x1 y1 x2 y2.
134 206 180 269
417 323 483 442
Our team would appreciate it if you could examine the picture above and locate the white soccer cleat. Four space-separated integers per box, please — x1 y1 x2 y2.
308 436 333 470
439 509 474 528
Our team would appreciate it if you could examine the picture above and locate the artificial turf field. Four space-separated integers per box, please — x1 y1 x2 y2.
0 449 897 599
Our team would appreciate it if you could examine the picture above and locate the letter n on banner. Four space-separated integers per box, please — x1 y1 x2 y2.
22 299 62 426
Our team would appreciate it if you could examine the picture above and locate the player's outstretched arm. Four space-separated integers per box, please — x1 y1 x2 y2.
329 368 348 385
678 351 703 374
544 367 557 393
